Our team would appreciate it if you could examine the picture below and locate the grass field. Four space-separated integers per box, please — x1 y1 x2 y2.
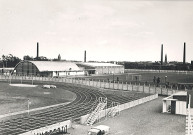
77 70 193 89
0 82 76 115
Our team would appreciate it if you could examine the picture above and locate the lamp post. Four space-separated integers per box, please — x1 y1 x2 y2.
27 99 30 115
165 76 167 84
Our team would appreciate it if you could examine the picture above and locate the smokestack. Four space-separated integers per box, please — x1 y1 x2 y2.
84 50 86 62
37 42 39 58
183 42 186 65
161 44 163 65
165 54 167 64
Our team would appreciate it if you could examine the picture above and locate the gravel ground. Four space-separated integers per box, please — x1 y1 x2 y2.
68 97 185 135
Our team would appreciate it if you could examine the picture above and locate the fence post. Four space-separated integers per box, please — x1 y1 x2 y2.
160 85 162 95
132 83 133 91
21 76 22 84
95 79 97 87
122 82 123 90
149 84 150 94
138 83 140 92
171 86 173 94
118 81 119 90
165 86 167 95
126 82 128 91
143 84 145 93
154 85 156 94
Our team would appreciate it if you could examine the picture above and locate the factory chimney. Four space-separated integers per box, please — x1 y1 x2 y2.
183 42 186 65
165 54 167 64
37 42 39 59
84 50 86 62
161 44 163 65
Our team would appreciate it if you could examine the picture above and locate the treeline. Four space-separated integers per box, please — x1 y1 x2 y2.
119 62 192 71
0 54 21 68
0 54 60 68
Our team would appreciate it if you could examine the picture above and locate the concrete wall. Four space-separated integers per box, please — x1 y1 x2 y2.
0 75 180 96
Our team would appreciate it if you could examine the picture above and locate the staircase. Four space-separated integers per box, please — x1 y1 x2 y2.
108 102 120 117
85 97 107 126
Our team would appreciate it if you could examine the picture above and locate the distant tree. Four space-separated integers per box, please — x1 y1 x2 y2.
23 55 34 60
34 56 49 61
1 54 21 67
38 56 49 61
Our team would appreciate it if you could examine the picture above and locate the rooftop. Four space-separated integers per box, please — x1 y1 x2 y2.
77 62 123 67
29 61 81 72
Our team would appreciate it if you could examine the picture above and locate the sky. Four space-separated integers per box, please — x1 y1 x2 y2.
0 0 193 62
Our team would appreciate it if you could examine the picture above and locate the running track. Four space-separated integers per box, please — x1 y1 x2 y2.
0 82 150 135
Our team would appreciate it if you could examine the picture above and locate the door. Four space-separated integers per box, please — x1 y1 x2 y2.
171 101 176 114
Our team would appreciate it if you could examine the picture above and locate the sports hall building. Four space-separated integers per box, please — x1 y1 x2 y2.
76 62 124 75
12 61 83 77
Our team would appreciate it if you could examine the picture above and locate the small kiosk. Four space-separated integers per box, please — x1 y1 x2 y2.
162 91 187 115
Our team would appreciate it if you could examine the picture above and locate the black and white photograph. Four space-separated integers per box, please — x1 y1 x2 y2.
0 0 193 135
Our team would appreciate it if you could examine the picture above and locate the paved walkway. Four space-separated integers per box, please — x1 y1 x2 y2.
68 97 185 135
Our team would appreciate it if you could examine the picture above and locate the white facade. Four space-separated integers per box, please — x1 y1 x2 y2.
162 91 187 115
176 101 187 115
77 62 124 75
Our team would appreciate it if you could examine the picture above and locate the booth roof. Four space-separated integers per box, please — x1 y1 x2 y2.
77 62 123 67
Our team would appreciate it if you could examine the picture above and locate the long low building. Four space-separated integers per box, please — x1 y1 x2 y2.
12 61 83 77
11 61 125 77
76 62 124 75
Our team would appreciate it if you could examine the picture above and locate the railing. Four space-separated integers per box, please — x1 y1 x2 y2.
0 75 183 96
85 97 107 126
107 102 120 117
